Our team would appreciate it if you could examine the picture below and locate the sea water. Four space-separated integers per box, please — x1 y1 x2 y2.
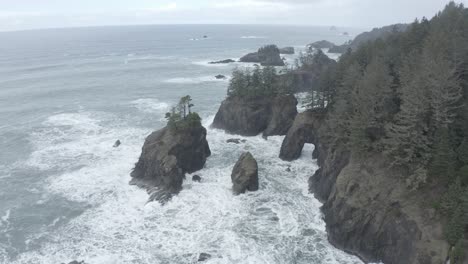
0 25 363 263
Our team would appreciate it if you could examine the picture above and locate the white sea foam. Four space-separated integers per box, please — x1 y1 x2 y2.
13 110 364 263
130 98 170 114
1 209 10 223
164 76 230 84
240 36 267 39
296 92 310 113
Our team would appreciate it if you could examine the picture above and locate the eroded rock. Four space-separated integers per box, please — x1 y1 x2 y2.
130 124 211 203
279 109 324 161
231 152 258 194
212 95 297 137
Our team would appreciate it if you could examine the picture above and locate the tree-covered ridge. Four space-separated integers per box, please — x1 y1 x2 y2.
227 65 294 98
227 47 334 99
165 95 201 130
314 2 468 261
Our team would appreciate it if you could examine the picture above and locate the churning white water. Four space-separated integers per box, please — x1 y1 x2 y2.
0 25 361 264
10 104 363 264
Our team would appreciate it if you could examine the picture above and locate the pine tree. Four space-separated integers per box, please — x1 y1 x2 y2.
385 55 431 166
349 56 394 155
428 127 457 181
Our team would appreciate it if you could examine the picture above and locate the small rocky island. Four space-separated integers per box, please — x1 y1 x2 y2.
212 65 297 136
131 96 211 203
231 152 259 195
239 44 285 66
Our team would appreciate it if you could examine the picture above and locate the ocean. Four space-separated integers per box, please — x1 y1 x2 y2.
0 24 363 263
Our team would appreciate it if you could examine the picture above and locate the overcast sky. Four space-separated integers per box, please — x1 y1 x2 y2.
0 0 466 32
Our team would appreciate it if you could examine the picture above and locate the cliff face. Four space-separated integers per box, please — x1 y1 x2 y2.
279 109 324 161
211 95 297 137
308 128 450 264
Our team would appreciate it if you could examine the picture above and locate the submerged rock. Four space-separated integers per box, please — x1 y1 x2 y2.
113 140 121 148
227 138 241 144
192 175 202 182
279 46 295 54
239 45 285 66
231 152 259 194
212 95 297 136
198 253 211 262
209 59 235 64
130 123 211 203
215 74 226 79
279 109 324 161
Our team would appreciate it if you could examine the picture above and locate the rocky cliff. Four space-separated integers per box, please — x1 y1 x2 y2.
279 109 324 161
130 123 211 203
306 118 450 264
211 94 297 137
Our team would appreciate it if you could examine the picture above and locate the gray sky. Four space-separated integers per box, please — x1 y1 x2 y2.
0 0 466 32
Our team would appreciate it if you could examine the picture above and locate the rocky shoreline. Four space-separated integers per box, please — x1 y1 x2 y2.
129 22 462 262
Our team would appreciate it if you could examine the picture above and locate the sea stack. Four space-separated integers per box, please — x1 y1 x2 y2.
131 98 211 203
231 152 259 195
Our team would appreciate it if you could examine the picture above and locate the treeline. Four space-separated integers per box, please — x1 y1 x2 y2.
296 49 337 108
316 2 468 261
165 95 201 130
227 48 334 99
227 65 294 98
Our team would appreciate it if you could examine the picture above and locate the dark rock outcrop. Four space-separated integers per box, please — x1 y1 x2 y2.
192 175 202 182
209 59 235 64
307 116 449 263
212 95 297 136
286 50 337 92
231 152 259 194
113 140 121 148
215 74 226 79
279 47 295 54
239 45 285 66
130 124 211 202
279 109 324 161
239 52 260 63
263 95 298 137
198 253 211 262
227 138 246 144
308 40 335 50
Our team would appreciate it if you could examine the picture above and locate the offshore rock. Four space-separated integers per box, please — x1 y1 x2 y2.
231 152 259 195
209 59 235 64
239 45 285 66
279 46 295 54
130 124 211 203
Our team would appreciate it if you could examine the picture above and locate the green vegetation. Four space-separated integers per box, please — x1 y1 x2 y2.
165 95 201 130
297 49 338 108
313 2 468 256
227 65 294 98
